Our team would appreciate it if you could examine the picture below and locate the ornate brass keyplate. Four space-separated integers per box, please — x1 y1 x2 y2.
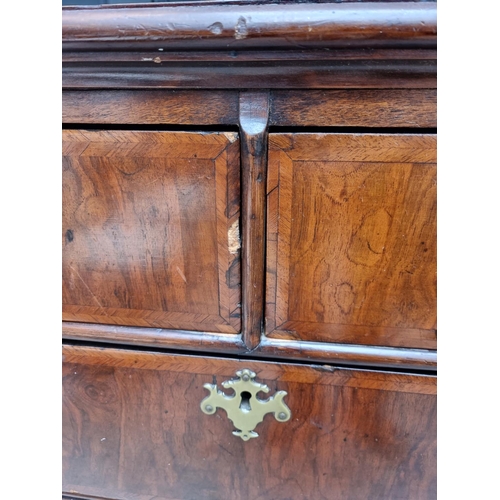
200 369 291 441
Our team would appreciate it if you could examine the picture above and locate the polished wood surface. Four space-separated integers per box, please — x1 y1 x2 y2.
62 130 241 333
239 92 270 349
270 89 437 128
266 133 437 349
63 322 246 356
63 89 436 129
63 345 436 500
63 322 437 371
62 3 438 497
62 60 436 90
256 337 437 371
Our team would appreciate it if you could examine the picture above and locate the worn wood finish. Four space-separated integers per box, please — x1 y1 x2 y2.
63 322 436 371
257 337 437 371
270 89 437 128
62 89 436 128
62 2 436 90
63 345 437 500
63 322 246 355
239 92 270 349
62 130 241 333
266 133 436 349
63 48 437 65
61 2 439 498
62 3 437 51
62 90 239 125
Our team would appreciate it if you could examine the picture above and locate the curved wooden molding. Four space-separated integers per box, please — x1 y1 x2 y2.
63 2 436 51
63 322 436 371
255 337 437 371
62 322 246 354
62 2 436 89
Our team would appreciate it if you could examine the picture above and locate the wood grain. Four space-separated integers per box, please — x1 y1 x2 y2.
62 90 239 125
63 345 437 500
270 89 437 128
239 92 270 349
62 61 436 90
266 133 436 349
62 130 241 333
61 7 438 500
63 89 436 128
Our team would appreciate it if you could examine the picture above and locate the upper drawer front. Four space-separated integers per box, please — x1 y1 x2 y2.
63 130 241 333
63 346 436 500
266 133 436 349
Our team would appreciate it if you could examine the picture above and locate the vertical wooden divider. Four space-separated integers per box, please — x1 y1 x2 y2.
239 91 270 349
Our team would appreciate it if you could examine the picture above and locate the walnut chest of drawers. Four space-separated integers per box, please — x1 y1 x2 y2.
62 2 437 499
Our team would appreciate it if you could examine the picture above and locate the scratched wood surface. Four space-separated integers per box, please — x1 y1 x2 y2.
266 133 437 349
62 3 437 52
62 345 436 500
62 130 241 333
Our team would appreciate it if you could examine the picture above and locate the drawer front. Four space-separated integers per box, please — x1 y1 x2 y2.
62 130 241 333
266 133 437 349
63 346 436 500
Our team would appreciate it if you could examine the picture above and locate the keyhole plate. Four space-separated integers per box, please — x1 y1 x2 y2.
200 369 291 441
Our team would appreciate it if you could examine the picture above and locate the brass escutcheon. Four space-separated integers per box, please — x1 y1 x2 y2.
200 369 291 441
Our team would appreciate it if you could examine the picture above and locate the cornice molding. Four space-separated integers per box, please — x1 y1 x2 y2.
62 2 436 89
63 2 436 51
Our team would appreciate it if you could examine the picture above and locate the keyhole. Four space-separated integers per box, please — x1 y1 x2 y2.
239 391 252 412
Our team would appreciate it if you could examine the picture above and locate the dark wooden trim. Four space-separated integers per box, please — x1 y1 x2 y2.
255 337 437 371
63 89 436 128
62 2 436 90
62 90 239 125
62 48 437 67
270 89 437 128
62 2 436 51
239 91 270 350
63 322 436 371
62 322 245 354
62 48 437 64
62 60 436 90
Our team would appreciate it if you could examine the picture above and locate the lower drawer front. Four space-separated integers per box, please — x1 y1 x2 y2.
62 346 436 500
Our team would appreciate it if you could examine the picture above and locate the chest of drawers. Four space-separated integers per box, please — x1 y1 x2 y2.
62 2 437 499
